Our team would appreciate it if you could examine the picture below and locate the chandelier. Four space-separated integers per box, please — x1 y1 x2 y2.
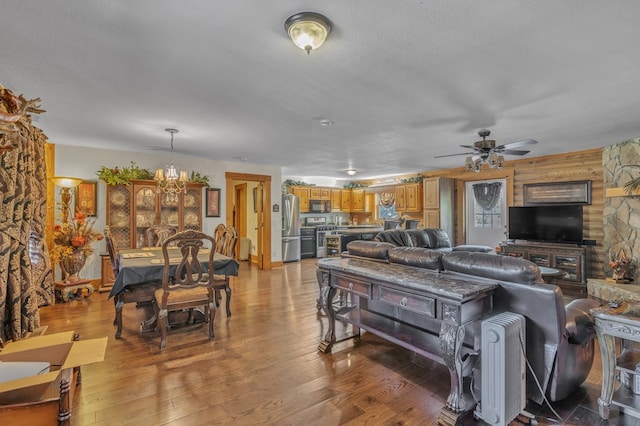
465 152 505 173
154 128 188 202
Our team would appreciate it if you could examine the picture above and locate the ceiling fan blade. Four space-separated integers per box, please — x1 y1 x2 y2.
498 139 538 150
459 144 476 149
433 151 475 158
499 149 530 156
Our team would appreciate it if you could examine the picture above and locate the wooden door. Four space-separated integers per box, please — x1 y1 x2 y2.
235 183 248 260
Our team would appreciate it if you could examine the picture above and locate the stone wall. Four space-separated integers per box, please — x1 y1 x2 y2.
603 137 640 278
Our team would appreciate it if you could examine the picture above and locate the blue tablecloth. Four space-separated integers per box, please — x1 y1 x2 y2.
108 247 239 298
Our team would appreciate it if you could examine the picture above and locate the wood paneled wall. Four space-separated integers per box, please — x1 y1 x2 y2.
422 148 605 279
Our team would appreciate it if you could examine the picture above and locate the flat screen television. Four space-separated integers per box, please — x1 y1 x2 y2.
508 205 583 244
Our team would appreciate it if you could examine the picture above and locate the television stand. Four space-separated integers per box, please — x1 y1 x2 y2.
501 241 587 296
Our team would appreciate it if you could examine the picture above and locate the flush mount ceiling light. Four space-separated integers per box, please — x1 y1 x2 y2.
284 12 332 54
346 169 357 176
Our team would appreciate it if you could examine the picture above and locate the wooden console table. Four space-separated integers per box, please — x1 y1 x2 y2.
316 257 497 425
592 302 640 420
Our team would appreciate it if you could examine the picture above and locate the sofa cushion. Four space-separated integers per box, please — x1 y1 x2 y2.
373 229 413 246
389 247 444 270
442 251 543 284
405 229 432 248
422 228 452 250
346 240 396 260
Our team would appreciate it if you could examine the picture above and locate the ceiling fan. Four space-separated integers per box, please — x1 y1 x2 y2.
435 129 537 172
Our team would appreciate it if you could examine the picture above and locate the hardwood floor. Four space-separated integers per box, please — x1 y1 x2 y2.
36 259 639 425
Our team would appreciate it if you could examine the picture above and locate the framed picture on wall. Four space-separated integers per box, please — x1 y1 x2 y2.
75 181 97 216
206 188 221 217
523 180 592 205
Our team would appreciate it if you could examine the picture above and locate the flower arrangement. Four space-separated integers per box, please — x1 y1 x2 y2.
50 211 104 264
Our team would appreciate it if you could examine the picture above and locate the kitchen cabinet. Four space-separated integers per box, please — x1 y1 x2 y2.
106 179 204 250
501 242 587 294
351 189 366 212
331 189 342 211
395 183 422 212
310 187 331 200
423 177 454 239
292 187 310 212
341 190 352 211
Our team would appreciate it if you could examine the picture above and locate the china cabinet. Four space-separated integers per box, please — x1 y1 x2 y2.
106 179 204 249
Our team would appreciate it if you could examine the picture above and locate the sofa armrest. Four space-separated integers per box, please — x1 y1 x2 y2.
564 298 600 345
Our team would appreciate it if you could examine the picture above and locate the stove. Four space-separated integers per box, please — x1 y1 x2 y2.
305 217 338 258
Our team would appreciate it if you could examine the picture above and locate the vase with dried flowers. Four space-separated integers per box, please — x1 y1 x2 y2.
50 211 103 282
609 248 633 283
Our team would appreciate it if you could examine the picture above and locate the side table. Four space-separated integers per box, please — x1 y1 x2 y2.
591 302 640 420
54 279 94 302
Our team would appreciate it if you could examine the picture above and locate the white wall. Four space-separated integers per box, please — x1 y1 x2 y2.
55 145 282 280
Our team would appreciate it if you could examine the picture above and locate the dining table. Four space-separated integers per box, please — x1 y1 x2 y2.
109 247 240 338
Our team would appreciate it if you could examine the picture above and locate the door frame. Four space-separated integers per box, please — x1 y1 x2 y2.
225 172 272 269
452 169 514 245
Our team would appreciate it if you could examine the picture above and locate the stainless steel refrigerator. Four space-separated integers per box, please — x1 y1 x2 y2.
282 194 301 262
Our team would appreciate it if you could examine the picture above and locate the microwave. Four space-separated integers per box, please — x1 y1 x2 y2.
310 200 331 213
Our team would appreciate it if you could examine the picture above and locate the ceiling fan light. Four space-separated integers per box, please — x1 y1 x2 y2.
285 12 332 54
465 157 474 171
346 169 357 176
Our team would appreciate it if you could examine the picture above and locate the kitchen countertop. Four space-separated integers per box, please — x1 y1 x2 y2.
335 227 383 235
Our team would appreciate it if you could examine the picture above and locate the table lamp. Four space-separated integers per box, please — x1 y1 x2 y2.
50 176 83 223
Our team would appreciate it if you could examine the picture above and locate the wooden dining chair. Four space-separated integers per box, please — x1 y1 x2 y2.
212 225 237 317
146 223 177 247
213 223 226 254
153 230 217 349
107 227 162 339
104 226 119 278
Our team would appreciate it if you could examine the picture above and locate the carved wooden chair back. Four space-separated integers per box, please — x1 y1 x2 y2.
213 224 226 254
146 223 177 247
221 225 238 258
104 226 119 276
153 230 217 349
212 225 238 317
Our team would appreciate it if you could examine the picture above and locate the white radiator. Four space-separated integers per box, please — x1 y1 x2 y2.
239 237 250 260
476 312 526 426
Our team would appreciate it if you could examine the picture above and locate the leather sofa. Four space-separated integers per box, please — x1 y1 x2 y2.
374 228 494 253
342 240 600 403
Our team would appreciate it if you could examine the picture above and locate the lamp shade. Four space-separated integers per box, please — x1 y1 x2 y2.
285 12 332 54
50 176 83 188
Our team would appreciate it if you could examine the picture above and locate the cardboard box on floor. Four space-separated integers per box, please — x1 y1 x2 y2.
0 331 107 410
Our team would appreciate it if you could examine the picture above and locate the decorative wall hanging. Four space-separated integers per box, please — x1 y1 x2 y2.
76 181 97 216
523 180 592 205
206 188 221 217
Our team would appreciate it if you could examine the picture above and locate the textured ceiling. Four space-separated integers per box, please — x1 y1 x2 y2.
3 1 640 181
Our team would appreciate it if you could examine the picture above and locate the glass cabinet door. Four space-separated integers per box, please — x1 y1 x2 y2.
159 191 180 229
527 251 551 267
134 185 158 247
555 255 580 281
182 186 202 231
108 185 132 249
